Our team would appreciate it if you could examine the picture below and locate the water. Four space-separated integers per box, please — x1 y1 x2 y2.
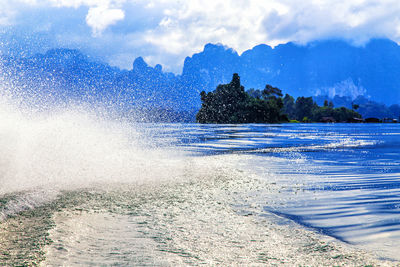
161 123 400 260
1 98 399 265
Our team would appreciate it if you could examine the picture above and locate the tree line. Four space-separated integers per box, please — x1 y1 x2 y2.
196 73 361 123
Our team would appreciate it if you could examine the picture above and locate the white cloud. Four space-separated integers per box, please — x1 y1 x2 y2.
86 6 124 36
259 0 400 45
48 0 126 9
142 0 289 68
47 0 126 35
2 0 400 71
0 1 19 26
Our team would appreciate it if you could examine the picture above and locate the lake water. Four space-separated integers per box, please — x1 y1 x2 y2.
1 116 400 264
145 123 400 260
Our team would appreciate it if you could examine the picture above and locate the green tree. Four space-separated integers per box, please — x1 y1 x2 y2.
196 73 248 123
247 88 262 99
283 94 296 119
295 97 316 121
263 84 283 98
333 107 361 122
352 103 360 110
196 74 288 123
312 104 361 122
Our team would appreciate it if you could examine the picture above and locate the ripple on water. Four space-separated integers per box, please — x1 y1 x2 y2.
43 213 171 266
40 161 394 266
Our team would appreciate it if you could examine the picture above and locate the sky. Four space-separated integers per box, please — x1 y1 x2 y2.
1 0 400 73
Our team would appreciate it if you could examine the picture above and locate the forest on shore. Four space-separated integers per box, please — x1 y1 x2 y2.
196 74 361 124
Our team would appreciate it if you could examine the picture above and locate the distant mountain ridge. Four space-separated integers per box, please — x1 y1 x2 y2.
1 38 400 120
183 39 400 105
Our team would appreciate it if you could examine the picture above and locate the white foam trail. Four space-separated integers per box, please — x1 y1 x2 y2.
253 139 378 153
0 94 193 196
0 189 59 221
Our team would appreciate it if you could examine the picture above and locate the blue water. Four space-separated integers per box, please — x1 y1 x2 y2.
146 123 400 259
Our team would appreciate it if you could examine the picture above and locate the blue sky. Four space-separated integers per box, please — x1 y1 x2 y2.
1 0 400 73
